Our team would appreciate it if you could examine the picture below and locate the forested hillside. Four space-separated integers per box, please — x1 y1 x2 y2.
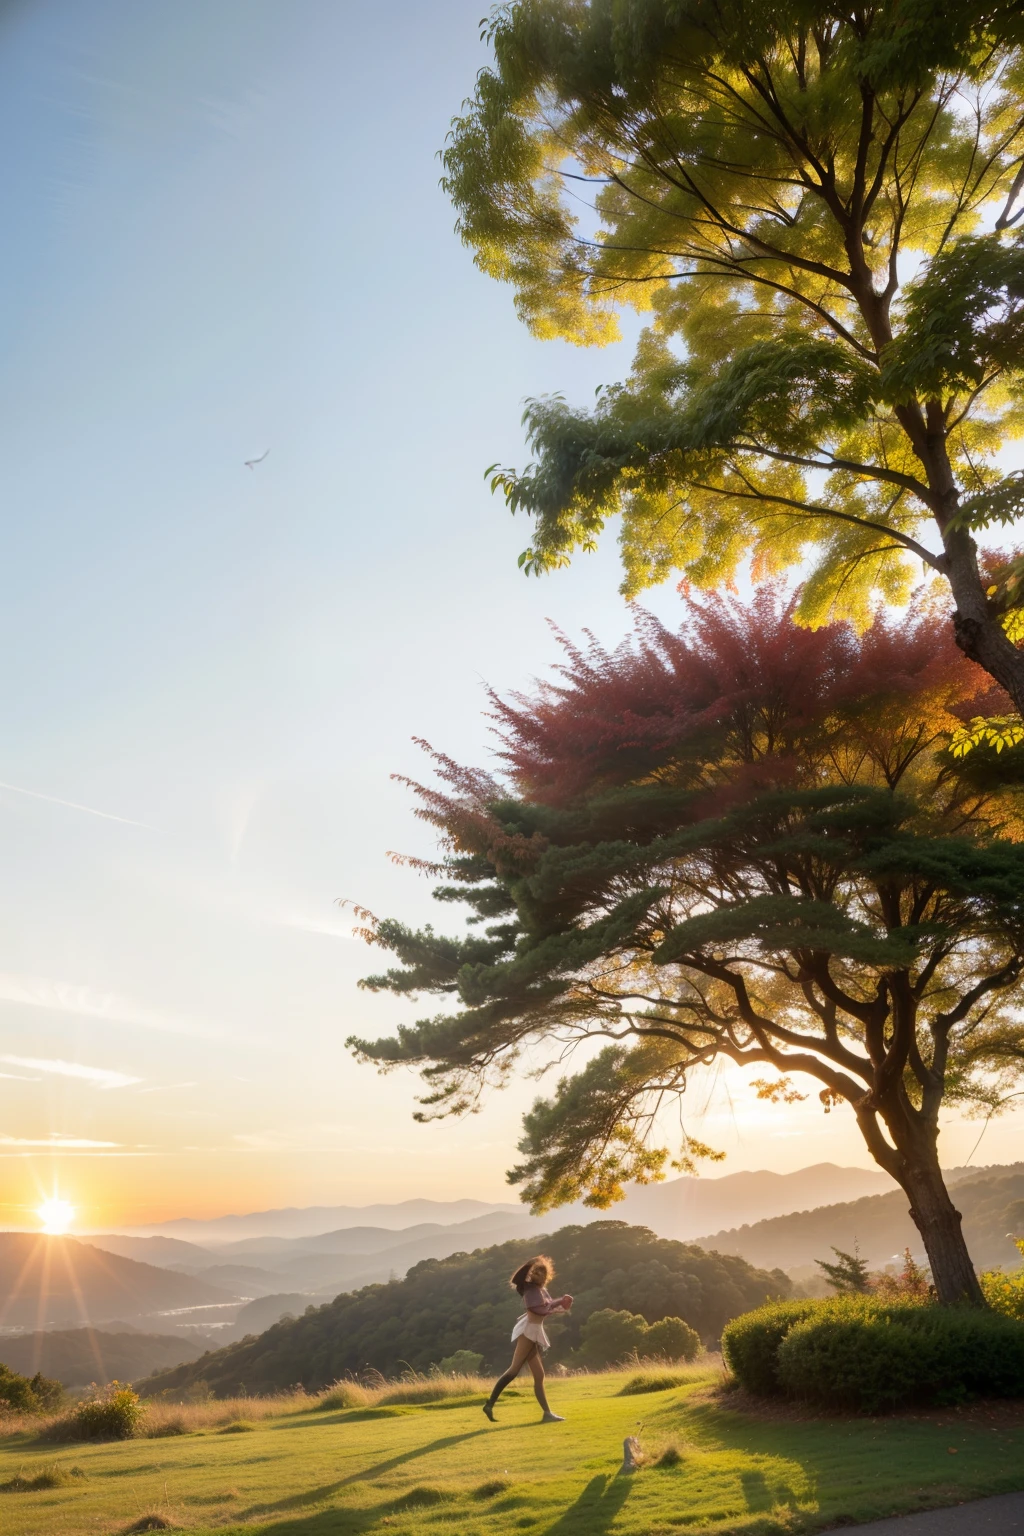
0 1328 204 1387
699 1166 1024 1272
139 1222 788 1396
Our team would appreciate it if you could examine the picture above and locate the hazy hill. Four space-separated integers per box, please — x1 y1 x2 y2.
0 1327 205 1387
697 1165 1024 1272
594 1162 893 1239
123 1197 523 1242
139 1220 790 1396
0 1234 237 1329
81 1234 219 1269
110 1164 892 1248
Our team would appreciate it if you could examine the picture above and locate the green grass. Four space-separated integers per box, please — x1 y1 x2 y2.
1 1366 1022 1535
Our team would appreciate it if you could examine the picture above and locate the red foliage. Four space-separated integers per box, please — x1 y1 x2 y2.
485 589 998 807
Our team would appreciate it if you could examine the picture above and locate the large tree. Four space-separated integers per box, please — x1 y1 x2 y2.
351 595 1024 1305
443 0 1024 712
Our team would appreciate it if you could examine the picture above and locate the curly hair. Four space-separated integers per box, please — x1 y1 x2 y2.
510 1254 555 1294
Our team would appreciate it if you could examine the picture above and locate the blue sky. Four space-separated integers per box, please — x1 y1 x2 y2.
0 0 1018 1229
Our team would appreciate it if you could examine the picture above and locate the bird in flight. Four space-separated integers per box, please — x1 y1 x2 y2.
244 450 269 470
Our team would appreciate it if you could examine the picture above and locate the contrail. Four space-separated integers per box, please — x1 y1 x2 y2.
0 780 155 830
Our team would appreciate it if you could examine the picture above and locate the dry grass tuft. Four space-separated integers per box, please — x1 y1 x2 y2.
140 1393 308 1436
314 1382 371 1411
1 1463 86 1491
121 1517 177 1533
377 1374 489 1407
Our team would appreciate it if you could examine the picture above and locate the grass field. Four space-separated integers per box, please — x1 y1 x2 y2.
1 1363 1023 1536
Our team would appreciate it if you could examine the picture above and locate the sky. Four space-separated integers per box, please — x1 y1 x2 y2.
0 0 1021 1232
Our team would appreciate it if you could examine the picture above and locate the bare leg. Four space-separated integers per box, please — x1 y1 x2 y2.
528 1350 563 1420
483 1337 535 1420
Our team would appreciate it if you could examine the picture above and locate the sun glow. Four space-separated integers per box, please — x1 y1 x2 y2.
37 1197 75 1234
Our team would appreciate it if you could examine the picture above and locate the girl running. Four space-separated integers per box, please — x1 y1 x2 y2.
483 1254 572 1423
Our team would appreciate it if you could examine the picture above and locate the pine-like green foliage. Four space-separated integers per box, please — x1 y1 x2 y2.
815 1245 872 1295
443 1 1024 702
350 592 1024 1303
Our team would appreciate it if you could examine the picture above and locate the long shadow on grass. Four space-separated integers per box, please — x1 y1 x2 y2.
234 1427 488 1520
539 1473 632 1535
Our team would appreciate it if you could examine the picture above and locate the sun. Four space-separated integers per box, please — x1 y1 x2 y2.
37 1198 75 1235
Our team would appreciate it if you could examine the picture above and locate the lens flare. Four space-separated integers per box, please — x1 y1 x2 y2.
37 1197 75 1234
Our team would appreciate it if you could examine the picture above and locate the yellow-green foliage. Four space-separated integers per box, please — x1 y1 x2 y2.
981 1237 1024 1320
443 0 1024 681
2 1365 1024 1535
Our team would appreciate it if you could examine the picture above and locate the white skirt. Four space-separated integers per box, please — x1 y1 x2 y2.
511 1313 550 1351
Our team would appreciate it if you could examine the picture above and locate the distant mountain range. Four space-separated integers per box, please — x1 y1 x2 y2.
119 1197 524 1242
4 1162 1017 1346
98 1163 893 1246
696 1164 1024 1272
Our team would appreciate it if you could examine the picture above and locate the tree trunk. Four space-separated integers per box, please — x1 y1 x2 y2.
944 532 1024 715
898 1157 985 1307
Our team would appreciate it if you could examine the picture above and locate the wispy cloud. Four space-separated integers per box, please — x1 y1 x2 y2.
0 971 221 1038
0 1070 41 1081
0 1055 141 1090
0 1134 120 1148
0 779 155 830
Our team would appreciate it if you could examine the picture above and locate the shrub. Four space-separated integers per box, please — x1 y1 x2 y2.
721 1300 822 1395
872 1249 931 1301
435 1350 484 1376
776 1307 924 1412
574 1308 700 1368
645 1317 700 1362
726 1296 1024 1411
0 1364 63 1414
48 1383 146 1441
980 1239 1024 1320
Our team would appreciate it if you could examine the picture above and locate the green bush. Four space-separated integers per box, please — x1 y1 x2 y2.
721 1300 821 1395
725 1296 1024 1411
574 1308 700 1368
434 1350 484 1376
645 1317 700 1361
50 1383 146 1441
0 1363 63 1414
776 1307 924 1411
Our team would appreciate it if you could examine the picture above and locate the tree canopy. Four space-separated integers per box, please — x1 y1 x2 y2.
443 0 1024 710
351 593 1024 1303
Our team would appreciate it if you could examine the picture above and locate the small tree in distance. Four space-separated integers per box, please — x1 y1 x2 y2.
815 1244 872 1295
350 592 1024 1306
873 1246 932 1300
443 1 1024 715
